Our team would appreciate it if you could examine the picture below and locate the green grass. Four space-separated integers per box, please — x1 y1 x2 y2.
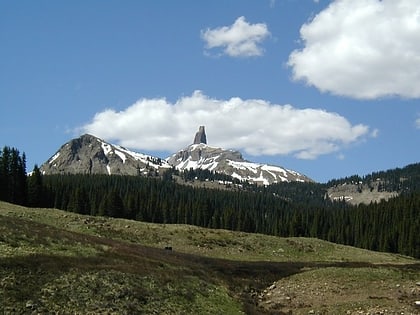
1 201 419 314
2 202 415 264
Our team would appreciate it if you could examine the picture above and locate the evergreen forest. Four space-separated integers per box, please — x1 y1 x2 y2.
1 146 419 258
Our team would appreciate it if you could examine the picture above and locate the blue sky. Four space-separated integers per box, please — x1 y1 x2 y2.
1 0 419 183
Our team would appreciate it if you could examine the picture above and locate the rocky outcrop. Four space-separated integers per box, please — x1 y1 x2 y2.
40 134 171 176
193 126 207 144
166 141 312 185
327 181 399 205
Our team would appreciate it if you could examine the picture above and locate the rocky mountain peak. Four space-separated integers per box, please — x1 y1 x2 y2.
41 129 313 185
166 127 312 185
193 126 207 144
40 134 171 176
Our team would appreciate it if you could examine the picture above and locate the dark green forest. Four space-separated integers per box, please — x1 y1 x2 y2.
1 146 419 258
327 162 420 193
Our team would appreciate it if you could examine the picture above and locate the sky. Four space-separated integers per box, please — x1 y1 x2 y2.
1 0 419 183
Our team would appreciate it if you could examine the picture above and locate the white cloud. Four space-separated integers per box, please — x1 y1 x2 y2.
80 91 370 159
288 0 420 99
201 16 270 57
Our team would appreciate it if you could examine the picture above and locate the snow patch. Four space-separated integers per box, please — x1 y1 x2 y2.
101 142 112 155
115 145 171 169
227 160 260 174
114 150 126 163
49 152 60 164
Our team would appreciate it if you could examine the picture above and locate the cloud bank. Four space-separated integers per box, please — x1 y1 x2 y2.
201 16 270 57
80 91 370 159
288 0 420 99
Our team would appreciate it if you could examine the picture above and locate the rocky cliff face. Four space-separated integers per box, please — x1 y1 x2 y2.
166 127 312 185
166 143 311 184
193 126 207 144
40 134 171 176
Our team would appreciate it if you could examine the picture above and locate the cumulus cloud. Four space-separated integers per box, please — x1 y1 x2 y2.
416 117 420 129
288 0 420 99
79 91 370 159
201 16 270 57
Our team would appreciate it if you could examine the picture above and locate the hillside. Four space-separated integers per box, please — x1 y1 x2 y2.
39 134 171 176
1 201 419 314
326 162 420 205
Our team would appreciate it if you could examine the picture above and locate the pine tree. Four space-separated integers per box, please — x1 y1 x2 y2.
104 190 125 218
0 146 27 205
27 164 44 207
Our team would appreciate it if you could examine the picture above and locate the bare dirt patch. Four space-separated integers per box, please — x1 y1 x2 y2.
258 265 420 314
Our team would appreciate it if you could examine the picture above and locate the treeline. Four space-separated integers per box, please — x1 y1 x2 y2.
327 162 420 193
1 146 419 258
38 174 419 258
0 146 27 205
0 147 49 207
40 174 292 235
180 168 243 185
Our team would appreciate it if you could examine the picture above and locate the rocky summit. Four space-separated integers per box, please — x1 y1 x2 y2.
193 126 207 144
40 127 312 184
166 127 312 185
40 134 171 176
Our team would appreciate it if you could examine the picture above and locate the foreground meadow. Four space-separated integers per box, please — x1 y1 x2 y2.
1 201 419 314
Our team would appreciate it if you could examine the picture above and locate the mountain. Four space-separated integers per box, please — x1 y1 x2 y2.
40 134 171 176
166 126 312 185
40 127 312 184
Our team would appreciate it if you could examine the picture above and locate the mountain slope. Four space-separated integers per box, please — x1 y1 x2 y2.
167 126 312 185
40 134 171 176
326 162 420 205
167 143 311 185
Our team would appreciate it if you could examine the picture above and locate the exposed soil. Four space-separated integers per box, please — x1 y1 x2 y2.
327 183 398 205
258 265 420 314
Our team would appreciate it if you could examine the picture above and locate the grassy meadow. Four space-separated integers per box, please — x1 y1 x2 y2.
1 201 419 314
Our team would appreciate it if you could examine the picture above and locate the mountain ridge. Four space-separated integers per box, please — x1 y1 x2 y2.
40 134 171 177
40 128 312 184
166 142 311 185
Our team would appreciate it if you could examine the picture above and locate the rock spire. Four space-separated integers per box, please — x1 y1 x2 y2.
193 126 207 144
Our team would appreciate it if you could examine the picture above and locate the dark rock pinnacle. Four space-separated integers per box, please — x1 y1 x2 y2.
193 126 207 144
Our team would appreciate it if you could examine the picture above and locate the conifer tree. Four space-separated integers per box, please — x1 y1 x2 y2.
0 146 27 205
27 164 44 207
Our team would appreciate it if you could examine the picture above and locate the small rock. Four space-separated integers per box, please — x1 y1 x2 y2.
25 300 36 309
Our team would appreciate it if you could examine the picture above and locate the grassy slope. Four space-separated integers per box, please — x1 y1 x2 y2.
1 201 419 314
